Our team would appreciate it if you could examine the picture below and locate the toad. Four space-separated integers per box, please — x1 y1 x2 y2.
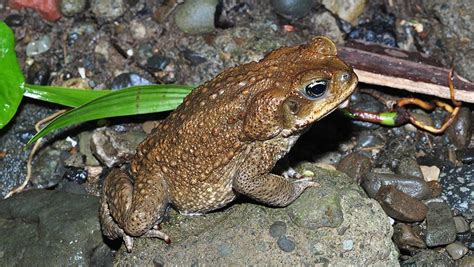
100 36 358 251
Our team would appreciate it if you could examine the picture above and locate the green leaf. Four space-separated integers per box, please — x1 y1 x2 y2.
24 84 111 108
0 21 25 129
27 84 193 145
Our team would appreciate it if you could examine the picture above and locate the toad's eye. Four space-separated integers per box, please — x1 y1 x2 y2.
304 79 328 99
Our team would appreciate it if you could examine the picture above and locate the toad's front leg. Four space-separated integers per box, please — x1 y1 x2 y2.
100 168 170 252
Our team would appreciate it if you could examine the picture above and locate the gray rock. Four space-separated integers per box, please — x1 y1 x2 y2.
321 0 367 24
90 126 146 168
0 190 112 265
113 164 398 265
447 107 472 149
459 255 474 267
401 249 453 267
396 157 424 180
393 223 426 250
91 0 125 20
175 0 218 34
271 0 315 19
425 202 456 247
310 11 345 45
60 0 87 17
26 35 52 57
453 216 470 233
455 148 474 164
362 172 432 200
445 242 468 260
269 221 287 238
78 131 101 166
439 165 473 216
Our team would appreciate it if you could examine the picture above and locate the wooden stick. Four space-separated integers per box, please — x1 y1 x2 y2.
337 41 474 103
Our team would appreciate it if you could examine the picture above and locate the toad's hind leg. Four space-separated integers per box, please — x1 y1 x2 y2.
99 168 170 252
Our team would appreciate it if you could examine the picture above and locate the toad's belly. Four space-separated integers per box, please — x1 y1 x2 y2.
170 179 237 215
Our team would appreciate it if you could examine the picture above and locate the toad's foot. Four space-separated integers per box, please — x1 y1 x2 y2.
123 227 171 252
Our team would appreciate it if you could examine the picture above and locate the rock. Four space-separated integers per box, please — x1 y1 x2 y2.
4 14 24 27
90 127 146 168
26 61 51 85
375 185 428 222
420 165 440 182
337 152 372 183
362 172 432 200
130 20 147 40
400 249 453 267
147 55 171 72
424 202 456 247
0 190 112 265
78 131 101 166
271 0 315 19
459 256 474 267
175 0 218 34
182 49 207 66
453 216 470 233
445 242 468 260
355 130 384 148
455 148 474 164
310 11 344 45
439 165 473 215
110 72 152 90
447 107 472 149
114 164 398 265
26 35 52 57
392 223 426 249
91 0 125 20
59 0 87 16
9 0 62 21
396 157 423 180
427 181 443 198
321 0 366 24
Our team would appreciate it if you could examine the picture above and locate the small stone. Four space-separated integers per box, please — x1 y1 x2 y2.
362 172 432 200
392 223 426 249
455 148 474 164
355 130 384 148
459 256 474 267
110 72 152 90
63 166 88 184
175 0 217 34
147 55 171 72
453 216 470 233
91 0 125 20
4 14 24 27
427 181 443 198
439 165 473 215
217 243 233 257
26 61 51 85
342 239 353 251
60 0 87 16
337 152 372 183
130 20 147 40
182 49 207 66
375 185 428 222
277 236 295 252
269 221 287 238
271 0 315 19
310 11 344 44
447 107 472 149
401 249 453 266
26 35 52 57
9 0 62 21
425 202 456 247
396 157 424 179
445 242 468 260
322 0 366 24
420 165 440 181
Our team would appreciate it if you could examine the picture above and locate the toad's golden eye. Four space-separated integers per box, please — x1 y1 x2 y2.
304 79 328 99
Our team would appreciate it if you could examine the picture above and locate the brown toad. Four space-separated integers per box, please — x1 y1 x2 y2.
100 36 358 251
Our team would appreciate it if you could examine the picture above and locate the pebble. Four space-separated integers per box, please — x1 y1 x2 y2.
321 0 366 24
337 152 372 183
4 14 24 27
401 249 453 266
175 0 217 34
362 172 432 200
26 35 52 57
445 242 468 260
447 107 472 149
439 165 473 215
277 236 295 252
455 148 474 164
355 130 384 148
182 49 207 66
91 0 125 20
60 0 87 17
420 165 440 182
424 202 456 247
130 20 147 40
453 216 470 233
110 72 152 90
147 55 171 72
9 0 62 21
269 221 287 238
26 61 51 85
392 223 426 249
342 239 353 251
396 157 424 179
459 256 474 267
376 185 428 222
270 0 314 18
63 166 88 184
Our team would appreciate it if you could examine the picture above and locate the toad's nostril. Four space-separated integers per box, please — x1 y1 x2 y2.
340 71 351 82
